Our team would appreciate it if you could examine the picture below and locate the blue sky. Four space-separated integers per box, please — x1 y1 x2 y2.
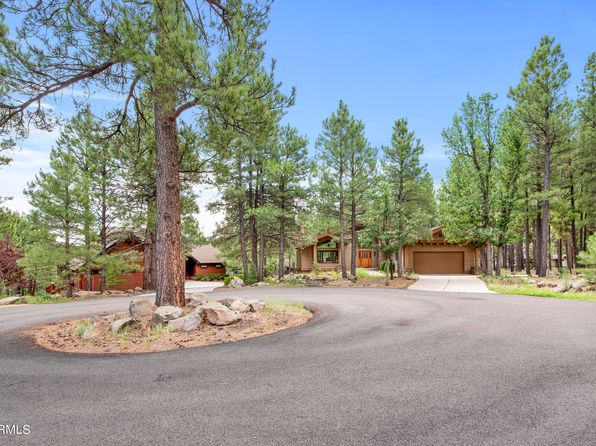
2 0 595 234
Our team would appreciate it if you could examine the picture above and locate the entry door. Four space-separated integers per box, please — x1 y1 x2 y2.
413 252 464 274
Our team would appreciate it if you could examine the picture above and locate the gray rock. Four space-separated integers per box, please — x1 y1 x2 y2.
185 292 209 307
151 306 183 326
254 281 268 287
110 317 134 334
129 298 154 318
217 297 238 308
229 300 250 313
228 277 244 288
246 299 266 312
168 313 202 332
554 282 571 293
200 302 241 326
571 278 588 291
0 296 26 305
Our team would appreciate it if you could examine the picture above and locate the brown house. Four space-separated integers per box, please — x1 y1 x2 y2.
296 226 479 275
77 235 144 292
296 232 380 272
79 240 225 291
185 245 226 279
400 226 479 274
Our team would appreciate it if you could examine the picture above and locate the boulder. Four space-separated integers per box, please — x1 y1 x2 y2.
554 282 571 293
254 281 268 287
229 300 250 313
571 278 588 292
185 292 209 308
151 306 183 326
134 286 143 292
200 302 241 326
110 317 134 334
129 298 154 318
168 313 202 332
0 296 26 305
228 277 244 288
246 299 266 312
217 297 238 308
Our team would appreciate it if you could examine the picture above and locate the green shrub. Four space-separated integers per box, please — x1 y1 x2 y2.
223 275 233 286
74 320 94 339
311 262 321 276
196 273 225 282
25 292 67 304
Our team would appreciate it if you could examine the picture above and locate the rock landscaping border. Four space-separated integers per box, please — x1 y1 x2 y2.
31 294 313 354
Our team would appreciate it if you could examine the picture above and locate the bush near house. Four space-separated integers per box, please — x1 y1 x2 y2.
195 273 225 281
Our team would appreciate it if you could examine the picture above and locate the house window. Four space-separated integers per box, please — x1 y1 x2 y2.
317 250 338 263
215 264 222 268
200 264 207 269
317 240 337 249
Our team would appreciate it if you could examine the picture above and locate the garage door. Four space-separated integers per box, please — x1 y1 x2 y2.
413 252 464 274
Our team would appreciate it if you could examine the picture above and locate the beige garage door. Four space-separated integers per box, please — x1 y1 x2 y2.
413 252 464 274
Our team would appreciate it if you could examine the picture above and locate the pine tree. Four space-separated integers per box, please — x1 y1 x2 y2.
0 0 281 306
509 36 572 277
383 118 432 277
25 148 86 297
441 93 499 275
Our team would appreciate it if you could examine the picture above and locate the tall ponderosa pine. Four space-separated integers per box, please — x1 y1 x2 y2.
0 0 277 306
25 148 85 297
441 93 499 275
383 118 433 278
509 36 572 277
316 100 374 278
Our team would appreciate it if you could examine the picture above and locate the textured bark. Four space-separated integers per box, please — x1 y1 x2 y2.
278 220 285 279
238 198 249 280
495 245 502 277
350 200 357 277
537 143 551 277
396 246 404 278
485 241 494 276
153 102 184 307
99 178 108 293
143 228 156 290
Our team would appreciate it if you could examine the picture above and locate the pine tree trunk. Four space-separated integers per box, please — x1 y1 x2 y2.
495 245 502 277
535 214 542 275
99 180 108 292
64 225 73 298
339 200 347 279
538 144 551 277
557 237 563 272
258 228 265 282
350 200 357 277
238 198 249 280
153 101 184 307
278 220 285 279
143 227 156 290
396 246 404 278
384 252 390 286
485 240 493 276
565 235 574 274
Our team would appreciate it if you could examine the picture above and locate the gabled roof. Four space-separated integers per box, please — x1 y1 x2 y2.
188 245 223 264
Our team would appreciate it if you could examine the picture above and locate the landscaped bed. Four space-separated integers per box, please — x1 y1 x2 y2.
483 274 596 302
31 297 312 354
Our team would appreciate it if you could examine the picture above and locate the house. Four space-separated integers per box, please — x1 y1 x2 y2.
77 234 144 292
400 226 479 274
185 245 226 278
296 226 479 275
296 232 380 272
78 237 225 291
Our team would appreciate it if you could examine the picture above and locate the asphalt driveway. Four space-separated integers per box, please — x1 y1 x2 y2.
1 287 595 445
408 274 493 293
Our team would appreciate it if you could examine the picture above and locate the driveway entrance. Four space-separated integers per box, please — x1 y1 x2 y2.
408 275 493 293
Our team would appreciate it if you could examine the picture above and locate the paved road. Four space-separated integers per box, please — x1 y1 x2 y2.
1 287 595 445
408 274 494 293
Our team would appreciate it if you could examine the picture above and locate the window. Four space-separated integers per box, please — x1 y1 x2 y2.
200 264 207 269
215 264 222 268
317 239 337 249
317 250 338 263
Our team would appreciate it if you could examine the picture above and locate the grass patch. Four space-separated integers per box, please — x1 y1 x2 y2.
488 285 596 302
355 268 385 279
74 320 94 339
24 293 68 304
144 323 170 345
261 300 310 316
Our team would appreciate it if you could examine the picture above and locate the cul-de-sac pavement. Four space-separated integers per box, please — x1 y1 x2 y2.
1 286 595 445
